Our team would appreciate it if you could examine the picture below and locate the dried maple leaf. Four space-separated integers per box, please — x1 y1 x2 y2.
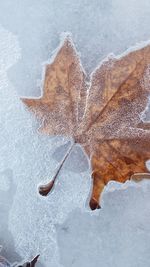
21 37 150 210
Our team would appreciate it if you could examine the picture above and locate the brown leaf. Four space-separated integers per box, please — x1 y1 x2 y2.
22 38 86 137
21 37 150 210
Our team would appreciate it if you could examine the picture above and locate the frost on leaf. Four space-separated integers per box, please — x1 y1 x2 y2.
21 36 150 210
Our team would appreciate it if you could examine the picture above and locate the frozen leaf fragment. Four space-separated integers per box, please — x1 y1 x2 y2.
22 36 150 210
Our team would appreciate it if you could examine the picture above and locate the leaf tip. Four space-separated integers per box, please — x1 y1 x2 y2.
89 198 101 210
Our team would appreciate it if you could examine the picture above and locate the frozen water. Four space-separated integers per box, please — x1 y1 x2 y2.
57 180 150 267
52 142 89 173
0 1 150 267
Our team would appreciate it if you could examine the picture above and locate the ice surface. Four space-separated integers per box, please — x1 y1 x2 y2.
0 1 150 267
57 180 150 267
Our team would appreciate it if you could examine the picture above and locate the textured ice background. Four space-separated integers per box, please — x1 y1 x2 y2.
0 1 150 267
57 180 150 267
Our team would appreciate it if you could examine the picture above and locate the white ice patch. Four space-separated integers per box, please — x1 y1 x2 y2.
0 25 20 72
140 66 150 121
57 180 150 267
